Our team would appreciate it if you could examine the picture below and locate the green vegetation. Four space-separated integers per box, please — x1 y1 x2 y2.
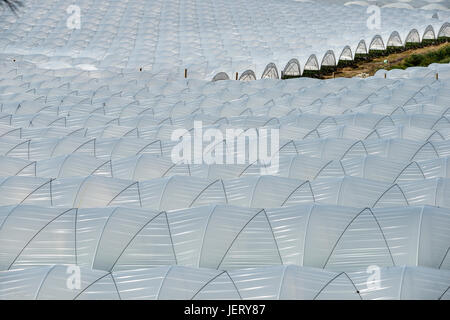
388 44 450 70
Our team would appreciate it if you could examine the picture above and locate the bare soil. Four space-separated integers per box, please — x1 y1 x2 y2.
322 42 450 79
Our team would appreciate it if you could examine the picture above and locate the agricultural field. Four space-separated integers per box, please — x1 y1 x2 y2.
0 0 449 301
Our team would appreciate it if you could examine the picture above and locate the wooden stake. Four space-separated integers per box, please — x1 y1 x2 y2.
235 72 238 80
384 73 387 79
184 69 187 78
436 73 438 80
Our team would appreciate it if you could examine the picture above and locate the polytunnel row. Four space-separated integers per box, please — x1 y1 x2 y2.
212 22 450 81
0 153 450 182
1 73 448 119
2 136 450 162
0 265 449 300
1 77 449 120
2 59 449 121
1 204 450 272
1 2 450 300
1 72 449 140
0 175 450 209
2 122 450 142
3 153 450 183
2 0 448 80
2 113 450 139
2 112 450 134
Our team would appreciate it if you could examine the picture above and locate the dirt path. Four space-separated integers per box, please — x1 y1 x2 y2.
322 42 449 79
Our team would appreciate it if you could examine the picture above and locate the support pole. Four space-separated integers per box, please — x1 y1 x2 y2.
184 69 187 79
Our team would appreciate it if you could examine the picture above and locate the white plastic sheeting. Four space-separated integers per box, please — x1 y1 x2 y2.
339 1 450 11
0 265 449 300
1 204 450 272
1 136 450 162
4 153 450 182
387 31 403 47
1 0 450 300
2 72 450 125
1 0 448 79
283 59 302 77
2 120 450 141
1 63 450 121
423 25 436 40
0 175 450 209
1 63 450 298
